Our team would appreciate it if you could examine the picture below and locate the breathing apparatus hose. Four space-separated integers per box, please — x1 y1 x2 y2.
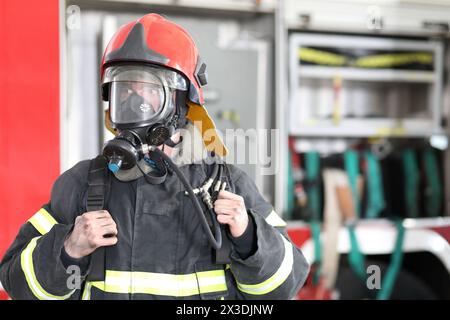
150 147 223 250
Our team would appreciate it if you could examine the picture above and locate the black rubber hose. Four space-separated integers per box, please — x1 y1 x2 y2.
212 164 223 200
208 159 220 185
151 147 222 250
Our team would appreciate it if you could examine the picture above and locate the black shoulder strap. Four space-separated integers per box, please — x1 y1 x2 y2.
86 155 111 282
86 155 111 211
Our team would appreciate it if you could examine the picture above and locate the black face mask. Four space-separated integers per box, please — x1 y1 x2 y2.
102 90 187 173
102 124 175 173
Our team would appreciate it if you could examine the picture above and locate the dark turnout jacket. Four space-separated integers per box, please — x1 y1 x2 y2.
0 159 309 300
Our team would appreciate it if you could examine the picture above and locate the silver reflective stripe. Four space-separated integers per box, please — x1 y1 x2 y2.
236 234 294 295
265 210 287 227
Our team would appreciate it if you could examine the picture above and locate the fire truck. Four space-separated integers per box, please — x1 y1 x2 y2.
287 219 450 299
280 0 450 300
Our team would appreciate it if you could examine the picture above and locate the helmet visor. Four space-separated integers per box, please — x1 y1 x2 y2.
103 64 188 90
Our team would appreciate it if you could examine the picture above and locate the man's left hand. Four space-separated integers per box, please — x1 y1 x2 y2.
214 190 249 238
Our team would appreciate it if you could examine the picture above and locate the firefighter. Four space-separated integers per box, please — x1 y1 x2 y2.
0 13 309 300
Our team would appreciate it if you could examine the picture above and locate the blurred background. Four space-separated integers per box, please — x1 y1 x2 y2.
1 0 450 299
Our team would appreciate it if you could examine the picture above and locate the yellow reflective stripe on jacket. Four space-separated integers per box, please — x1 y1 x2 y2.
298 48 347 66
85 269 227 297
82 283 92 300
265 210 287 227
28 207 58 235
236 234 294 295
20 237 75 300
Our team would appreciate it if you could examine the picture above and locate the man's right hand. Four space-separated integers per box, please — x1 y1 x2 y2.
64 210 118 259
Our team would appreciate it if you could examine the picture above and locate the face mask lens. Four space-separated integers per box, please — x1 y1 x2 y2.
110 81 165 124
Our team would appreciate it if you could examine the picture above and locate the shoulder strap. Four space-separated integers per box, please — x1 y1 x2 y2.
86 155 111 211
86 155 111 282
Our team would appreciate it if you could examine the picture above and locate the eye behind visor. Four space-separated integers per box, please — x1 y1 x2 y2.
109 81 168 125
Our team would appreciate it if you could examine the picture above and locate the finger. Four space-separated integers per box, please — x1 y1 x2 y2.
217 190 243 201
97 216 116 227
214 199 239 208
87 218 116 231
99 221 117 228
214 202 242 213
214 207 236 216
216 214 235 225
94 211 114 220
96 236 118 247
99 225 118 237
95 217 116 228
83 210 111 219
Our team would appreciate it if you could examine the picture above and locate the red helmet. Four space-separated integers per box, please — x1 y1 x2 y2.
101 13 207 105
101 13 227 156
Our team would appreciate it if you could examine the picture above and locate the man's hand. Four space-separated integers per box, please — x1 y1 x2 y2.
64 210 118 259
214 190 249 238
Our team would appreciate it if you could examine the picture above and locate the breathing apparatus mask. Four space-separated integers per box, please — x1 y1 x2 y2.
102 64 188 173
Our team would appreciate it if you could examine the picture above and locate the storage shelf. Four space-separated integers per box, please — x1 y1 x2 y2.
289 118 440 137
298 65 436 83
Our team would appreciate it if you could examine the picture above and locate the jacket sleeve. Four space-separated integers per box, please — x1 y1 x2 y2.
0 161 90 300
227 166 310 300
